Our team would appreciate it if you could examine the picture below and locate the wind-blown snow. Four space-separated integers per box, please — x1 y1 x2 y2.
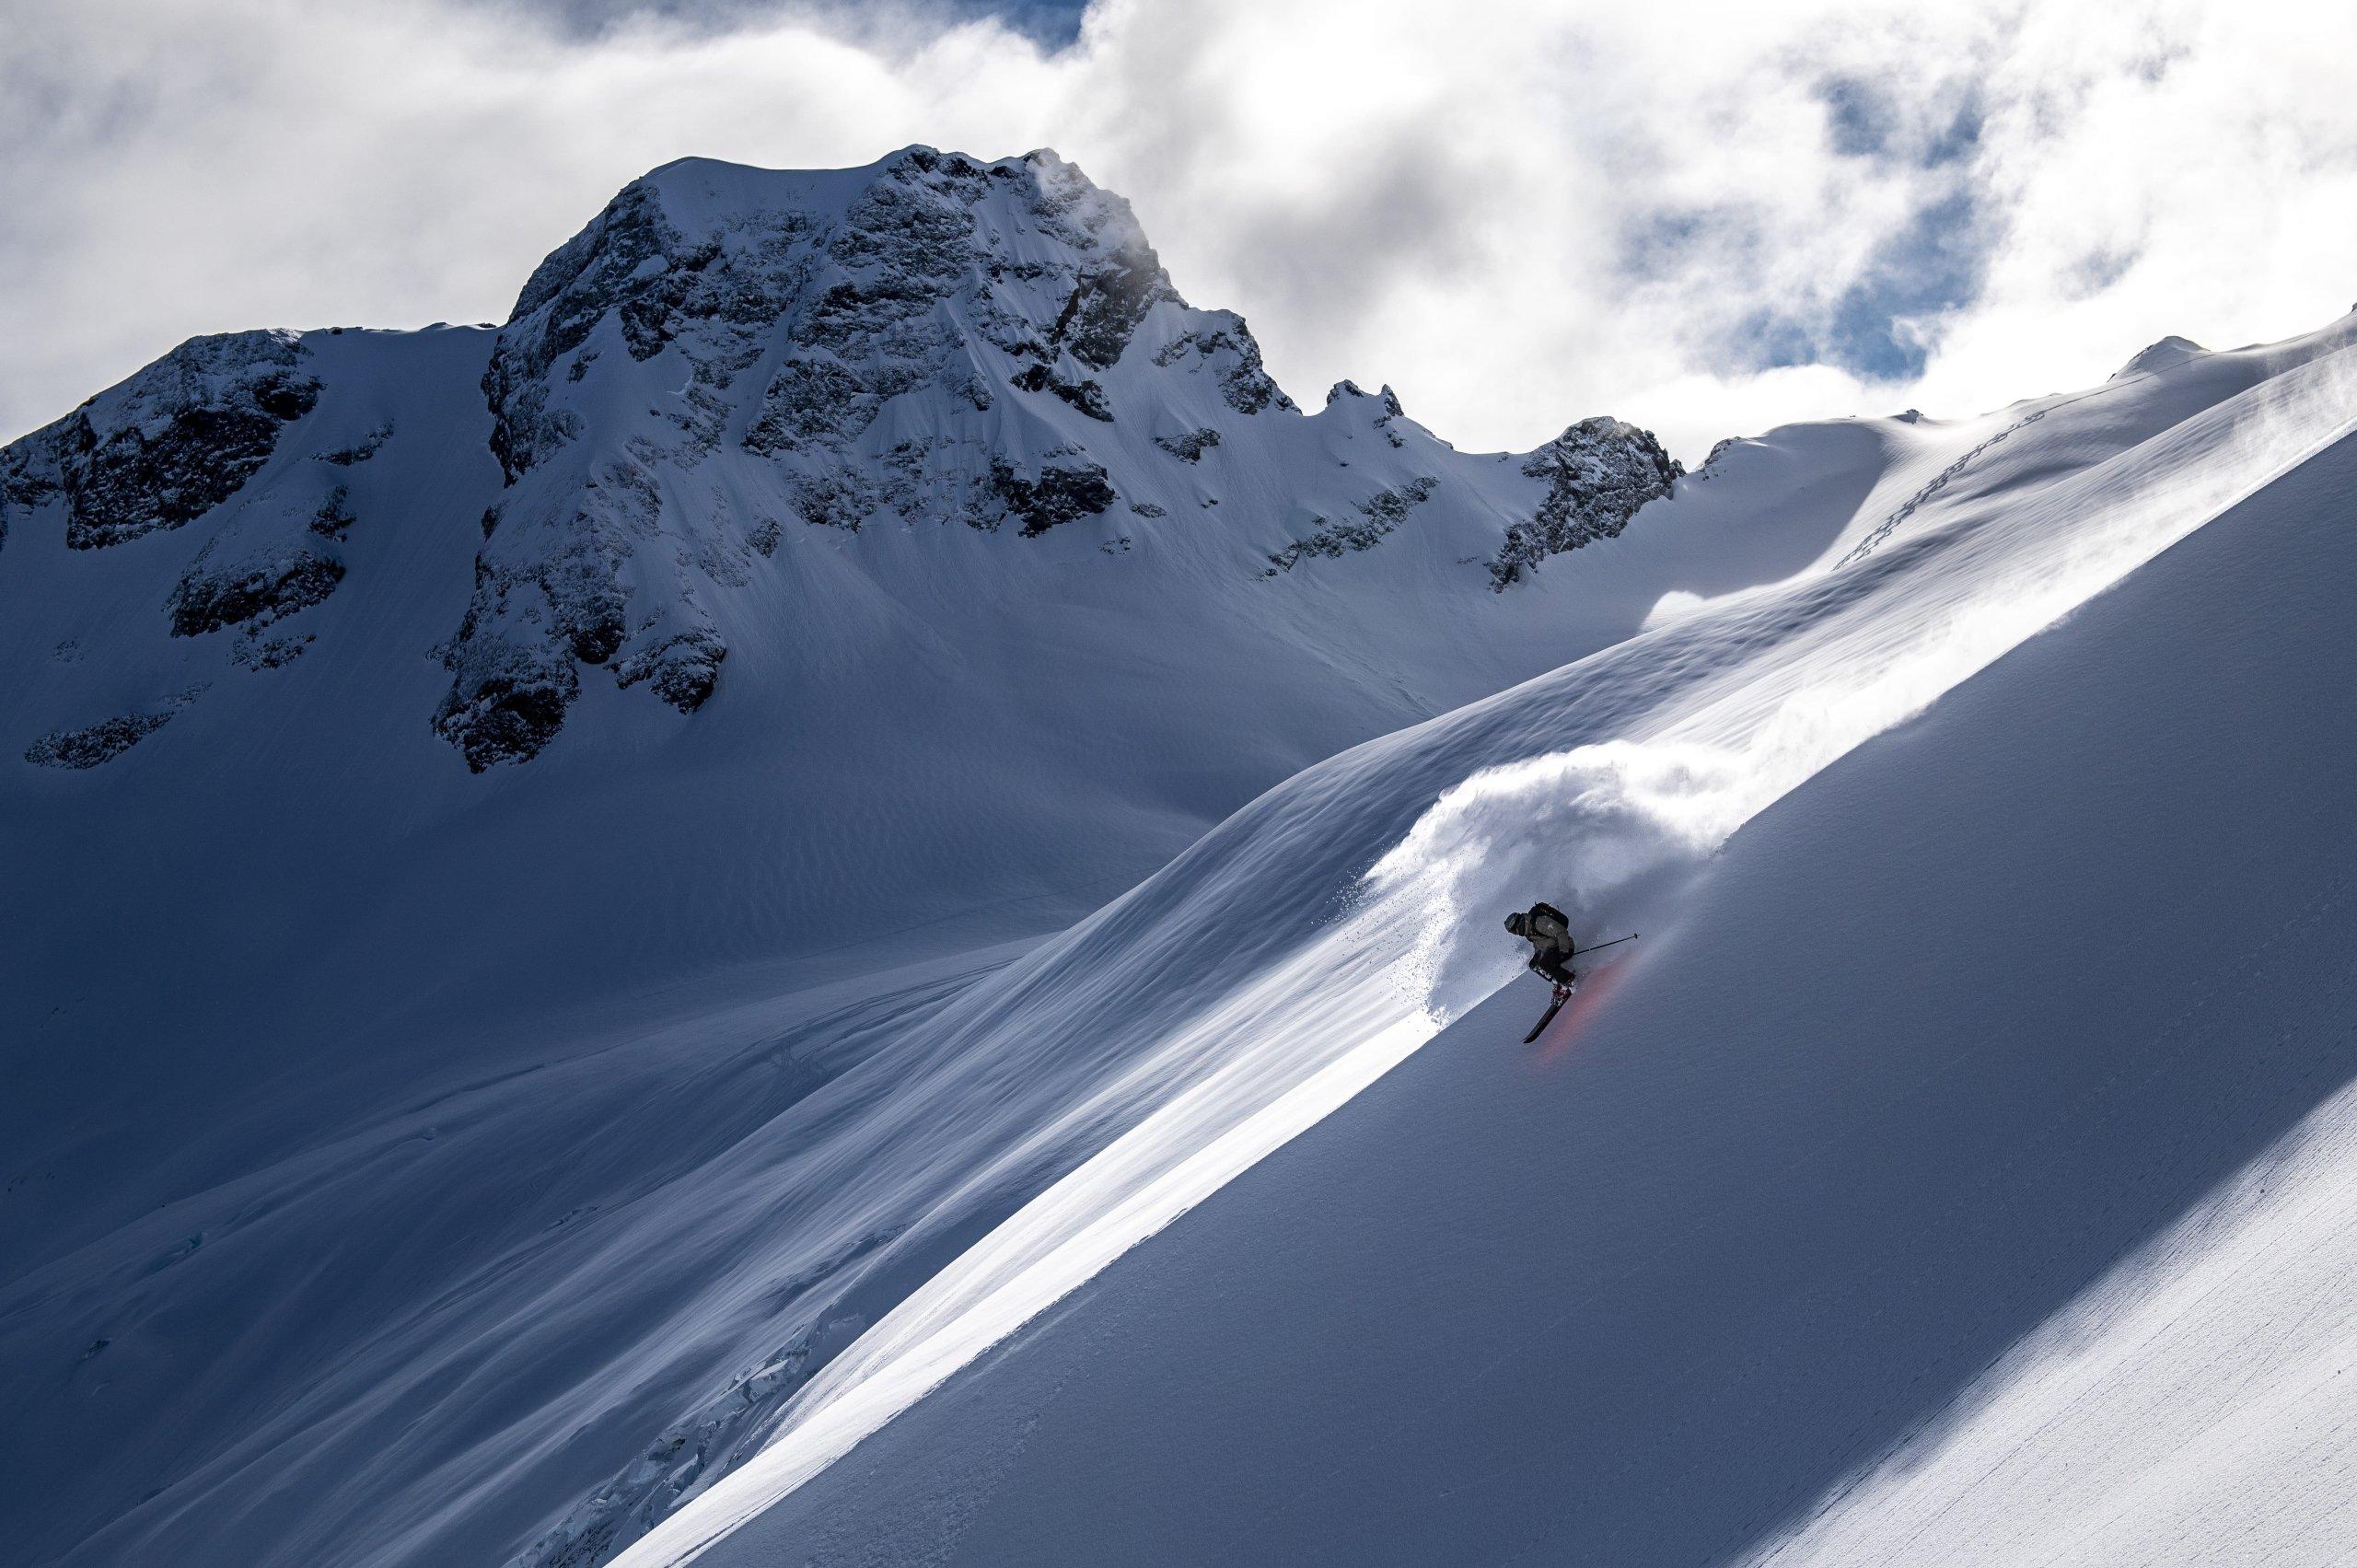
640 327 2357 1568
610 324 2357 1567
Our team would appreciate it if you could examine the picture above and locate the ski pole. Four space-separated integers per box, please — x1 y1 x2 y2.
1575 934 1639 954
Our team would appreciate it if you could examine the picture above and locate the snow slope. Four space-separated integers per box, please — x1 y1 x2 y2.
591 323 2357 1562
8 143 2356 1568
628 331 2357 1566
0 149 1821 1568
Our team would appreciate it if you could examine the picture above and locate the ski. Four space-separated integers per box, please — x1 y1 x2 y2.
1523 983 1573 1044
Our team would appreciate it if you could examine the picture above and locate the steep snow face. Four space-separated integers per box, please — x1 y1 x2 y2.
689 375 2357 1568
603 323 2357 1567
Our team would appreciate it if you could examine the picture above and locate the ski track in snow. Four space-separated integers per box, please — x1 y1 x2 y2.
610 342 2357 1566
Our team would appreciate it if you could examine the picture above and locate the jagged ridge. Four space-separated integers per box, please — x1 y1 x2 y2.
0 145 1681 780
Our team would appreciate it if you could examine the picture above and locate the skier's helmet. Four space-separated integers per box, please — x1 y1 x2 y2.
1504 911 1528 936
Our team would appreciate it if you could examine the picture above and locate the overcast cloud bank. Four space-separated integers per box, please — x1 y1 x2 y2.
5 0 2353 457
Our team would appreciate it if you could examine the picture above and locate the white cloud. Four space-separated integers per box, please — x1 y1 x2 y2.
4 0 2353 460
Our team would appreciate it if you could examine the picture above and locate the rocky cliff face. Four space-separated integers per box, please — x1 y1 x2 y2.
434 147 1315 768
1490 417 1683 589
2 330 321 552
1 145 1684 775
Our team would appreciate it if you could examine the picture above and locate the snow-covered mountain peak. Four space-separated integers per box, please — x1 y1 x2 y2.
1324 378 1402 413
2115 333 2208 378
484 142 1190 482
2 147 1683 776
0 329 320 552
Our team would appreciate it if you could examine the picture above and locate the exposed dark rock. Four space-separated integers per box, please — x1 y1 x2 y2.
987 458 1118 536
63 391 308 549
11 333 322 550
1489 418 1681 590
1 446 60 554
430 467 656 766
433 149 1295 772
167 549 346 636
1153 319 1294 415
615 629 726 713
318 421 393 466
1326 380 1410 447
1263 477 1441 575
1153 427 1222 462
25 711 175 769
431 668 575 772
231 630 314 669
310 484 357 540
24 688 202 768
484 182 796 480
746 358 879 452
1050 245 1175 369
1010 364 1113 421
789 472 870 532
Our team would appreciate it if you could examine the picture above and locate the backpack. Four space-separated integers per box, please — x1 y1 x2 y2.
1527 901 1571 944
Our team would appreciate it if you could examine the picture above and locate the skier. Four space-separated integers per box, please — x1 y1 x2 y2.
1506 901 1637 1043
1504 901 1580 991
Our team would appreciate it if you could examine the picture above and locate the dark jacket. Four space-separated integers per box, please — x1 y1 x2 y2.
1504 902 1577 985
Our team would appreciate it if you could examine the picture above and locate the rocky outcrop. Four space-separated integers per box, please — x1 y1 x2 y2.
167 548 346 637
318 420 393 466
1153 319 1294 414
0 446 54 555
310 485 357 540
24 711 176 769
430 658 575 772
1010 363 1113 421
1689 436 1741 480
988 457 1119 536
1264 477 1440 574
435 146 1237 767
6 332 319 551
1153 427 1222 462
614 628 727 713
23 689 202 769
1489 418 1680 589
1047 245 1172 369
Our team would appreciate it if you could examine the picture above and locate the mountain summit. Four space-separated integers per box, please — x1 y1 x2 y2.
1 145 1678 773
